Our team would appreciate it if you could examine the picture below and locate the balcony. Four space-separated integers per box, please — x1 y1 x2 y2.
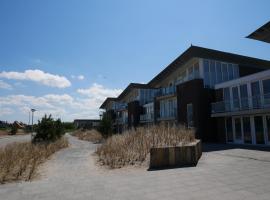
211 94 270 114
115 103 127 111
156 86 176 97
157 109 177 121
116 117 128 124
140 113 154 122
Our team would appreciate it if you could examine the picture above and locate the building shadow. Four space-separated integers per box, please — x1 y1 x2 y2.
203 143 270 153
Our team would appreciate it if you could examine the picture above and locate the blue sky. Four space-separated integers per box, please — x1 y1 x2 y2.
0 0 270 123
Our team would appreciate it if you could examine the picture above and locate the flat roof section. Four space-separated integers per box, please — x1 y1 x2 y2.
247 21 270 43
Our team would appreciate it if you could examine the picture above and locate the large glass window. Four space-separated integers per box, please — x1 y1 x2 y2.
224 87 231 111
243 117 252 144
233 64 239 79
232 86 240 110
226 117 233 142
251 81 261 108
216 62 222 84
228 64 234 80
210 60 216 85
187 104 193 127
203 60 210 87
222 63 228 81
234 118 242 141
194 62 199 78
240 84 249 109
266 115 270 143
254 116 265 144
263 79 270 106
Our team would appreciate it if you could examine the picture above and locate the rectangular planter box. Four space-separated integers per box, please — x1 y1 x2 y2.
150 140 202 169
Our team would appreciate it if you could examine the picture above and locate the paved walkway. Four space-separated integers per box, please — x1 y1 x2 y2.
1 135 270 200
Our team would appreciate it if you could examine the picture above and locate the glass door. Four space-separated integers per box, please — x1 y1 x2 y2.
240 84 249 110
254 116 265 144
243 117 252 144
226 117 233 142
232 87 240 110
234 117 243 143
265 115 270 144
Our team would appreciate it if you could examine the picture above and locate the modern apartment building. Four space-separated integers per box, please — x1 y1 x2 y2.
100 45 270 145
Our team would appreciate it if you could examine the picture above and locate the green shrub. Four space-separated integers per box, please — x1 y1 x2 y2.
98 113 113 137
33 115 64 143
10 124 18 135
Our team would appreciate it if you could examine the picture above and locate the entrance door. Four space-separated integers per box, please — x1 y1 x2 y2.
234 117 243 143
265 115 270 144
242 117 252 144
254 116 265 144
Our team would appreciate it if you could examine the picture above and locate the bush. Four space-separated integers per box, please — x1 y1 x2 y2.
10 124 18 135
33 115 64 143
96 124 195 168
98 113 113 137
62 122 75 131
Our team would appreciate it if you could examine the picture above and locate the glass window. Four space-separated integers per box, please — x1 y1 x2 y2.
266 115 270 143
187 104 193 127
194 62 199 78
234 118 242 141
210 60 216 86
203 60 210 87
226 117 233 142
216 62 222 84
228 64 234 80
243 117 252 144
233 64 239 79
224 87 231 111
222 63 228 81
254 116 265 144
188 67 193 80
251 81 261 108
232 86 240 110
240 84 249 109
263 79 270 94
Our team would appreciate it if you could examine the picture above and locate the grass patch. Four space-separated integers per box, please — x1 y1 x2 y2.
0 138 68 184
96 124 195 168
72 129 103 143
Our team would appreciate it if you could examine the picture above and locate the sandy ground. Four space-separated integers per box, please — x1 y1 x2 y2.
1 135 270 200
0 134 31 148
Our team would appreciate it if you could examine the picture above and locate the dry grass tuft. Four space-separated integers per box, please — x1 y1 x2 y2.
96 124 195 168
0 137 68 184
72 129 103 143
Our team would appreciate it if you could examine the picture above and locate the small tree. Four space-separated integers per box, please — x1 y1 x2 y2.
33 114 64 143
10 123 18 135
98 113 113 137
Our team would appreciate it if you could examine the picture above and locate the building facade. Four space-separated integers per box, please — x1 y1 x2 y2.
100 45 270 145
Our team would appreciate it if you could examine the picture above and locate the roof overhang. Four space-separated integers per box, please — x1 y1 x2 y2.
99 97 117 109
247 21 270 43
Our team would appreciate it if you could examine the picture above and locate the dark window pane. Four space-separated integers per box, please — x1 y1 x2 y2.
243 117 252 144
251 82 261 108
226 118 233 142
235 118 242 141
254 116 265 144
240 85 249 109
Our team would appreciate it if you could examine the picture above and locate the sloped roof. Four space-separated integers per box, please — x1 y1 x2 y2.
148 45 270 86
247 21 270 43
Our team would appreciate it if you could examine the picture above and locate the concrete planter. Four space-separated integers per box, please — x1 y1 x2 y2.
150 140 202 169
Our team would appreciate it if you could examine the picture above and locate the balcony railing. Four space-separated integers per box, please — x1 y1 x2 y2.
116 117 128 124
156 86 176 97
157 109 177 120
115 103 127 111
140 113 154 122
211 94 270 114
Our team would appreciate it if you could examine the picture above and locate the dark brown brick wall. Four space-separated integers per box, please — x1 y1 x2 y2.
177 79 217 142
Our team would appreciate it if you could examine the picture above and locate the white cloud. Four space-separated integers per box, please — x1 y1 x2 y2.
0 69 71 88
78 75 84 80
0 83 122 123
77 83 122 101
0 107 14 116
0 80 12 90
71 75 85 80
